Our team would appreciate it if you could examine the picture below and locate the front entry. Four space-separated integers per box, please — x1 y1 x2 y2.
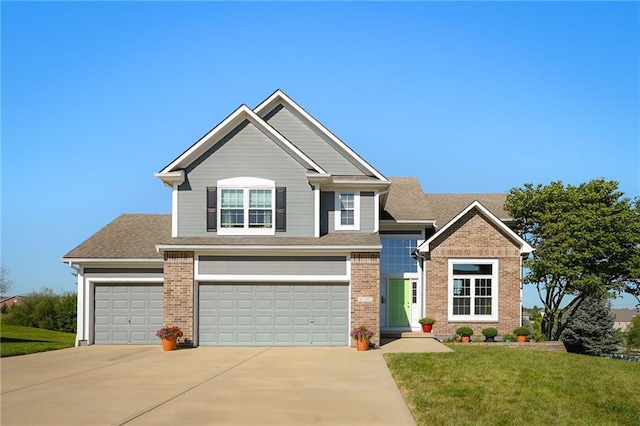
387 278 411 327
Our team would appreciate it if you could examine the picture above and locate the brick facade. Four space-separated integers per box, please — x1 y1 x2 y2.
350 252 380 347
425 210 522 337
163 251 194 346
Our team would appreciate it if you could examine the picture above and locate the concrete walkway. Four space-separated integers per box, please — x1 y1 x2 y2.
1 346 416 426
380 337 453 354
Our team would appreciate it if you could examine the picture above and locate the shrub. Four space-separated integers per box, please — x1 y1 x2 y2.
503 333 516 342
514 326 531 336
560 293 620 356
55 291 77 333
482 327 498 337
456 326 473 337
627 315 640 350
3 288 77 333
418 317 436 325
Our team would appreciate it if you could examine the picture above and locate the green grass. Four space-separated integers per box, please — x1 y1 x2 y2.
0 324 75 357
385 345 640 426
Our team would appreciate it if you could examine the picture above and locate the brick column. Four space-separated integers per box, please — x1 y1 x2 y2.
163 251 194 346
350 252 380 347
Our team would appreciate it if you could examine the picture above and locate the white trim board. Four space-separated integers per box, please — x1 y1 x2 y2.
417 201 534 255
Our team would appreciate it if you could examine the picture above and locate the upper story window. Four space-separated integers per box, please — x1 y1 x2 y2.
208 177 286 236
381 237 419 274
448 259 498 321
335 191 360 230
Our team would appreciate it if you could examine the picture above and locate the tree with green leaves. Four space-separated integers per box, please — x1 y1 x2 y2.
505 179 640 340
626 315 640 350
560 293 620 356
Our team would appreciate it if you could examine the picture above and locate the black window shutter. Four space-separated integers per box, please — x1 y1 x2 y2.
275 187 286 232
206 187 217 231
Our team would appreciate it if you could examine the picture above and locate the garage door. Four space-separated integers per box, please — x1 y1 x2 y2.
94 284 163 344
199 283 348 346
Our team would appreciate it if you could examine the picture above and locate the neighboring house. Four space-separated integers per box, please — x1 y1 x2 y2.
63 90 533 347
612 308 639 331
0 296 24 311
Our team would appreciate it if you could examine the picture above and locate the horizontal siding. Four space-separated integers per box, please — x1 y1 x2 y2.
319 191 375 234
178 120 314 237
84 268 163 279
199 256 347 276
265 105 367 176
360 191 375 232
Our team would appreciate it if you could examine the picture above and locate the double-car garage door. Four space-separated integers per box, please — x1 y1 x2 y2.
94 283 349 346
199 283 349 346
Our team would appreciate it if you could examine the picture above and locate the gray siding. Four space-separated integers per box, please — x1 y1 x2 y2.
319 191 376 235
178 120 314 237
360 191 375 232
84 268 163 279
264 105 367 176
199 256 347 276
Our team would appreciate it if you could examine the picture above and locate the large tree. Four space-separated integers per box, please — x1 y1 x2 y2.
505 179 640 340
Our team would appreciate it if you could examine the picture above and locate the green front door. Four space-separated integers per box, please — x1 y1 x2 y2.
388 278 411 327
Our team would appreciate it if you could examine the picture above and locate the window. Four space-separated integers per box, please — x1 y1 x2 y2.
213 177 285 235
381 238 419 274
448 259 498 321
335 192 360 230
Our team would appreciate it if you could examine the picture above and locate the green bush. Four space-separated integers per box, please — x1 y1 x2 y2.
456 326 474 337
482 327 498 337
625 315 640 350
514 326 531 336
3 288 76 333
55 291 77 333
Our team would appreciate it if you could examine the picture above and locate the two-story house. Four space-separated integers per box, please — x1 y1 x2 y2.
63 90 532 347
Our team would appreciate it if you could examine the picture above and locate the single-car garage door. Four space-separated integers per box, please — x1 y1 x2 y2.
94 284 163 344
199 283 348 346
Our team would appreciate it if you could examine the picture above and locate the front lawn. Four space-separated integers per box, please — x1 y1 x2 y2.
0 324 75 357
385 345 640 426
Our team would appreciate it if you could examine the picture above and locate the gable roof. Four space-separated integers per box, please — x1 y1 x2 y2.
424 193 511 227
63 214 171 260
417 201 534 254
254 90 388 182
156 103 326 182
611 308 639 323
381 177 435 222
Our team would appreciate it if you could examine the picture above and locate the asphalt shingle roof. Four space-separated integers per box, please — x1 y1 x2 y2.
381 177 433 221
63 214 171 259
424 193 511 227
63 214 380 260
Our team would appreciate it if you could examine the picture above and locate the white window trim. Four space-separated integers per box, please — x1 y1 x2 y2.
334 191 360 230
217 177 275 236
448 258 499 322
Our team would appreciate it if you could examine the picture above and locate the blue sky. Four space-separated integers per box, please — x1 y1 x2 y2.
2 2 638 308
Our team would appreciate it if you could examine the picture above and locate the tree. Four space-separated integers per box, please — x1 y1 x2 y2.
505 179 640 340
0 266 13 297
627 315 640 350
560 293 620 356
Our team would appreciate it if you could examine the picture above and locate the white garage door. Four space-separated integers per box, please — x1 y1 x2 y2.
94 284 163 344
199 283 349 346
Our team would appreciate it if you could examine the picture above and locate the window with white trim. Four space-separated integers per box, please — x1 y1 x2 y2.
217 177 275 235
448 259 498 321
335 192 360 230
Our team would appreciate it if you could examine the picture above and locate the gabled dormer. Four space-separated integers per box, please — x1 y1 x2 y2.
155 90 389 239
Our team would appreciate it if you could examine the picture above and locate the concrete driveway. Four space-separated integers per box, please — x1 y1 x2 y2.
1 346 416 425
